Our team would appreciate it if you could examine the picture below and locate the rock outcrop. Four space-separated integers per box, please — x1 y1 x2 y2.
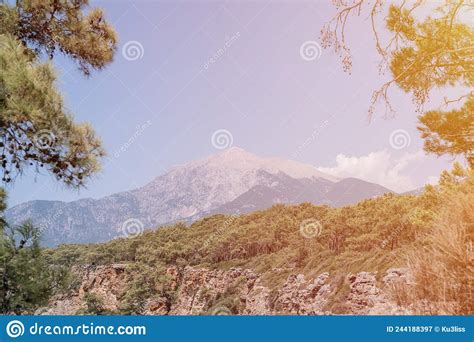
345 268 413 315
270 273 331 314
40 264 412 315
37 264 128 315
168 267 259 315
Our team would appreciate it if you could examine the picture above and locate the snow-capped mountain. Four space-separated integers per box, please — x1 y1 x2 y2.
5 147 393 246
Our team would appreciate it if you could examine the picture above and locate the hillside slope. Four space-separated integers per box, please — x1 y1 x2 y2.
42 167 474 315
44 191 431 315
7 148 393 246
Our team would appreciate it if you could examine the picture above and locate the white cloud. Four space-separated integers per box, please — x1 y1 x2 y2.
317 150 424 192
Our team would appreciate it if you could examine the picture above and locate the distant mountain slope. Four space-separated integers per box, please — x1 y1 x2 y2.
205 170 332 215
6 147 393 246
208 173 392 216
325 178 394 207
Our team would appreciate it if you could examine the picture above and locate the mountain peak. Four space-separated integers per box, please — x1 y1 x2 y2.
6 146 392 246
219 146 251 155
212 146 259 162
194 146 339 182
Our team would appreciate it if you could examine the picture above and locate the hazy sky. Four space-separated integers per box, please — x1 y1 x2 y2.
6 0 458 207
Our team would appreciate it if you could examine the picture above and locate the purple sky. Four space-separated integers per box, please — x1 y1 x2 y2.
6 0 461 207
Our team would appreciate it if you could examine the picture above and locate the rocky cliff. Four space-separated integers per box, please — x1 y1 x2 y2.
38 264 412 315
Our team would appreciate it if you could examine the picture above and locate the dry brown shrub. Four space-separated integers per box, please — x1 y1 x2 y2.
395 191 473 314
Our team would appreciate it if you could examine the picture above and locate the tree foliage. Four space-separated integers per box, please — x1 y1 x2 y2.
321 0 473 166
0 0 116 314
76 292 112 315
0 0 117 187
418 97 473 167
0 34 104 186
0 218 68 314
1 0 117 76
44 164 473 314
0 190 69 314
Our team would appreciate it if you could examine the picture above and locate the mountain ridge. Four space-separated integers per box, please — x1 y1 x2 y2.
6 147 395 246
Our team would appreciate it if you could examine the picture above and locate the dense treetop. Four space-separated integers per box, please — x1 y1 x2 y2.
0 0 117 187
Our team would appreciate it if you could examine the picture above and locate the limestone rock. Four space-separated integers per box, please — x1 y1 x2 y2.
42 264 413 315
